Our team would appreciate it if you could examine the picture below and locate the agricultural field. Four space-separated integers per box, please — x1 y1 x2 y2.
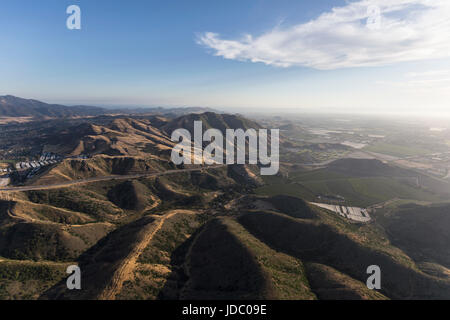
363 142 433 158
256 160 446 207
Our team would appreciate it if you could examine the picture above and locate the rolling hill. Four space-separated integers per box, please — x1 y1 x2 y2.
19 112 268 185
161 112 261 136
42 118 176 157
2 163 450 300
377 203 450 276
1 110 449 301
0 95 218 121
0 95 106 118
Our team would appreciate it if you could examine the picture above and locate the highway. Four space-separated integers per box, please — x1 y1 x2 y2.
0 165 225 192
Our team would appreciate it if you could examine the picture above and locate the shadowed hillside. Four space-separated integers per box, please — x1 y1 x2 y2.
162 112 261 137
178 218 275 300
379 204 450 274
305 263 387 300
237 210 450 299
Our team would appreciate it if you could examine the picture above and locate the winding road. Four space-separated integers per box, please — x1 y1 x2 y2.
0 165 225 193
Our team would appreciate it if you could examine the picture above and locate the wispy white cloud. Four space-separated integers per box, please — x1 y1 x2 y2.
377 68 450 90
197 0 450 70
405 70 450 78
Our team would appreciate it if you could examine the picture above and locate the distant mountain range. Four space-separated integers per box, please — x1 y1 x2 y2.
0 95 217 119
0 95 105 118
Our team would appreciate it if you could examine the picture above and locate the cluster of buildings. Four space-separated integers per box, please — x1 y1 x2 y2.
1 153 89 182
15 153 62 171
1 153 90 185
40 152 62 162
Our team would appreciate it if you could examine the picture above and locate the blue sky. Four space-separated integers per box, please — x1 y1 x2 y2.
1 0 449 114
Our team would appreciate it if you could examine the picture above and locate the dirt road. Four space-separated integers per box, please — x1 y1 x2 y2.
0 165 225 193
97 209 197 300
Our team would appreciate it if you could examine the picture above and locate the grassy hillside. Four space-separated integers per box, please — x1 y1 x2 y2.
171 217 275 300
107 180 155 211
264 195 318 219
305 263 387 300
237 210 450 299
0 259 70 300
0 222 110 261
376 204 450 274
214 218 316 300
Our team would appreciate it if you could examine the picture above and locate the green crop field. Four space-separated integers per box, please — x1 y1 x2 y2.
363 142 432 157
290 169 349 181
255 182 316 200
256 168 442 207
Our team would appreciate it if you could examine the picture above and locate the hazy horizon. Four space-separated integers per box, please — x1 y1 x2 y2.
5 93 450 121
